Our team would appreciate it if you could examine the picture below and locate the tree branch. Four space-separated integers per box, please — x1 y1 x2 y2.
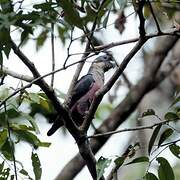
81 38 147 131
87 119 179 138
57 35 179 180
0 66 33 82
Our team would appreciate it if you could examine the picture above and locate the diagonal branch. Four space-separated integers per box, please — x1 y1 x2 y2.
56 35 179 180
81 38 147 131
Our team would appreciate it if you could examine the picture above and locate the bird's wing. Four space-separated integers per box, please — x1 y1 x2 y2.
69 74 95 108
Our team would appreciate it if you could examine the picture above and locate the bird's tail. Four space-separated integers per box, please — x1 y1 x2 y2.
47 115 64 136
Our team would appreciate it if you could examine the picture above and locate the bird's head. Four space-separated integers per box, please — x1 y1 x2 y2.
93 54 116 72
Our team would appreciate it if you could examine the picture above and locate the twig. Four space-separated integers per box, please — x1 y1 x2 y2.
50 22 55 87
87 119 178 138
160 138 180 147
63 27 74 67
147 0 161 33
122 72 132 89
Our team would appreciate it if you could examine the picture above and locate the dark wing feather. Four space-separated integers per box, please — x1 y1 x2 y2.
69 74 95 108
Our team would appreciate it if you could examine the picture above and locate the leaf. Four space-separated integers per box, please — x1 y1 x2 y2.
148 124 162 155
157 157 175 180
142 109 156 117
169 144 180 159
21 113 40 134
158 128 173 147
144 172 158 180
125 156 149 165
103 9 111 28
20 168 33 180
0 129 8 149
0 161 4 173
96 156 111 180
0 167 10 179
14 130 51 149
58 0 84 29
164 112 179 121
114 156 125 168
1 139 14 161
31 152 42 180
170 96 180 107
29 93 40 104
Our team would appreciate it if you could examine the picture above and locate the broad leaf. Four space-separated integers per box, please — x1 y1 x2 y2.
0 129 8 149
144 172 158 180
158 128 173 147
157 157 175 180
31 152 42 180
164 112 179 121
148 125 162 155
1 139 14 161
57 0 84 29
96 156 111 180
169 144 180 159
114 156 125 168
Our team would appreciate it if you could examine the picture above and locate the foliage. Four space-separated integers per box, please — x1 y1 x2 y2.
96 96 180 179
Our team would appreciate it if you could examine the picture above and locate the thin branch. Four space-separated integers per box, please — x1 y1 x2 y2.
122 72 132 89
63 27 74 67
160 138 180 147
50 22 55 87
87 119 179 138
147 0 161 33
1 66 33 82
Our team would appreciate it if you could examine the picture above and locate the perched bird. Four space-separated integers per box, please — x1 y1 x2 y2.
47 54 115 136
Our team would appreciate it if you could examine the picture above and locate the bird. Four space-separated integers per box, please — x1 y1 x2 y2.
47 54 115 136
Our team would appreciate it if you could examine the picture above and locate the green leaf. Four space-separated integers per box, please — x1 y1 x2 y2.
14 130 50 148
148 125 162 155
1 139 14 161
169 144 180 159
125 156 149 165
142 109 156 117
31 152 42 180
96 156 111 180
20 168 33 180
157 157 175 180
21 113 40 134
164 112 179 121
0 129 8 149
29 93 40 104
144 172 158 180
0 161 4 173
58 0 83 29
158 128 173 147
0 167 10 179
114 156 125 168
170 96 180 107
